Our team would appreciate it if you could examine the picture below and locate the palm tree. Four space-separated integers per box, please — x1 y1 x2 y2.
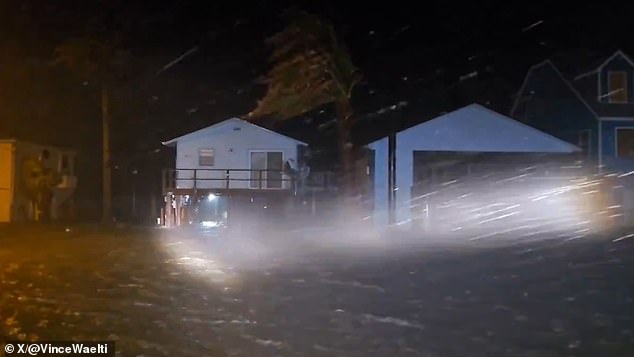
249 10 362 198
54 36 130 224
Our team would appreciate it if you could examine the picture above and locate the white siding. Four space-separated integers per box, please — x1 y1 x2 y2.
370 137 389 227
174 119 301 189
396 104 580 153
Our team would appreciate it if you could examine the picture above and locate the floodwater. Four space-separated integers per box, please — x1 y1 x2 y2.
1 225 634 356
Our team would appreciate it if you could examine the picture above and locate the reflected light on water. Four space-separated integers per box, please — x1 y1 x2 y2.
159 237 237 286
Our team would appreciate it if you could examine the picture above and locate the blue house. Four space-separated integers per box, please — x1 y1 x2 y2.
511 50 634 171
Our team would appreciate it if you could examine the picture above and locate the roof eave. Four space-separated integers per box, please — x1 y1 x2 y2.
161 117 309 147
161 139 178 147
574 50 634 80
510 60 555 115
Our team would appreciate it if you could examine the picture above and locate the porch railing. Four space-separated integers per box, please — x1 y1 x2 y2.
162 168 292 192
162 168 340 193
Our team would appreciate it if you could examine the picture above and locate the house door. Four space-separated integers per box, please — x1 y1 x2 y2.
250 151 284 189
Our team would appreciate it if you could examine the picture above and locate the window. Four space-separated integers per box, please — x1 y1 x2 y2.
607 71 628 103
198 149 214 166
617 128 634 158
250 151 283 188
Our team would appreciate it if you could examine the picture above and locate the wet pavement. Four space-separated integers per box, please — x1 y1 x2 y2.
1 225 634 356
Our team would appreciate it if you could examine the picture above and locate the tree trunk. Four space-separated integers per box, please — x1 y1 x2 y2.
101 82 113 224
335 98 356 199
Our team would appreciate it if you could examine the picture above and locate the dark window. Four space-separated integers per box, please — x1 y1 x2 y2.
617 128 634 158
266 152 283 189
250 151 283 188
198 149 214 166
250 152 266 188
608 71 628 103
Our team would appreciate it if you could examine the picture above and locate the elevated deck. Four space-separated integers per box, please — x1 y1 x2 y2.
162 168 339 196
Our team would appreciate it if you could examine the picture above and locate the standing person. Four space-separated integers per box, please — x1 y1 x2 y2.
284 159 298 195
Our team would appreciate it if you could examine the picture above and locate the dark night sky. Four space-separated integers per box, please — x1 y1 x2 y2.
2 1 632 142
1 0 633 216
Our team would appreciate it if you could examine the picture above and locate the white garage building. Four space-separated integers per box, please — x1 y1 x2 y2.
368 104 585 232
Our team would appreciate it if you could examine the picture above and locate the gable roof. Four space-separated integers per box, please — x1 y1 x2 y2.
510 59 551 116
574 50 634 80
570 50 634 117
374 104 580 153
161 117 308 147
510 60 599 119
546 49 607 78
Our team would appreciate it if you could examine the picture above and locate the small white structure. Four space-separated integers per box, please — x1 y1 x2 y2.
0 139 77 223
160 117 309 227
368 104 581 228
162 118 307 191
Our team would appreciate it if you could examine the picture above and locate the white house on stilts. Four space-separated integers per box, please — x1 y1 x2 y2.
160 117 312 229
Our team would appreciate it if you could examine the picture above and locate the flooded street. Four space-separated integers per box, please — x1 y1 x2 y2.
2 225 634 356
